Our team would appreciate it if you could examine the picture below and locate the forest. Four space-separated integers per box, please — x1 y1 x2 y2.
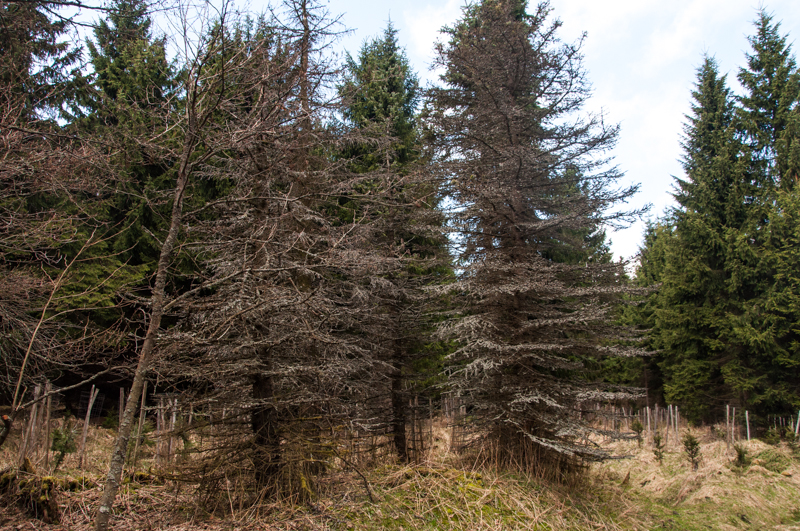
2 0 800 529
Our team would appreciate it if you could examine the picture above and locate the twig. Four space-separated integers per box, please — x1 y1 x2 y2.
12 230 97 413
331 446 375 503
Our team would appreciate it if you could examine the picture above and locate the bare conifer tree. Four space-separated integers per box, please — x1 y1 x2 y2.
425 0 645 467
93 2 277 526
146 0 393 497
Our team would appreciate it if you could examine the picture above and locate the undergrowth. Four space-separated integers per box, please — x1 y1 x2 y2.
0 421 798 530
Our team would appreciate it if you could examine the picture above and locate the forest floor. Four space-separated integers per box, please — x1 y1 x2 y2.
2 420 800 530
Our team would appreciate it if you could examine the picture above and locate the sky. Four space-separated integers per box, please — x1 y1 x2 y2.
312 0 800 263
118 0 800 262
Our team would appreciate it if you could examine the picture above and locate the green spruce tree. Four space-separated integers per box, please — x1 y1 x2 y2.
760 186 800 414
737 9 800 189
80 0 177 268
340 22 420 171
652 57 758 421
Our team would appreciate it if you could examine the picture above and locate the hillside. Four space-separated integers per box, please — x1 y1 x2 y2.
2 421 800 530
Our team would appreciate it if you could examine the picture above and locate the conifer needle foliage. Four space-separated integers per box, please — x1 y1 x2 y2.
638 10 800 424
425 0 645 466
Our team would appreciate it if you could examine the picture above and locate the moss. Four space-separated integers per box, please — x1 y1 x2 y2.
755 449 792 473
0 469 61 524
1 471 17 491
20 457 36 475
60 476 97 492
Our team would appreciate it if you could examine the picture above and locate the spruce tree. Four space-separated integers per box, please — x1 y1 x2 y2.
80 0 177 268
732 11 800 417
340 22 420 170
646 13 800 422
0 1 131 434
651 57 757 420
760 186 800 414
143 1 438 495
0 0 82 121
647 44 800 422
339 24 449 461
737 9 800 189
426 0 642 466
610 219 672 399
85 0 170 109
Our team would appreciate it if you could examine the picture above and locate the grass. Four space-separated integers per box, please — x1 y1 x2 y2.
329 464 634 530
597 430 800 531
2 419 800 530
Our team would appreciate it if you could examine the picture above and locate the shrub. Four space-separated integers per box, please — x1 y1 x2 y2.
762 427 781 445
756 449 791 473
733 444 750 468
51 421 77 472
653 432 665 464
733 444 751 468
631 419 644 447
101 408 119 430
683 433 701 470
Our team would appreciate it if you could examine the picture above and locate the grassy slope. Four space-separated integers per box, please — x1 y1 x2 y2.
596 433 800 531
2 422 800 530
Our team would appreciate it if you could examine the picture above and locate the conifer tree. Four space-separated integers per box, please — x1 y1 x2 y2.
732 11 800 416
138 0 438 497
737 9 800 189
759 186 800 414
0 0 82 121
80 0 177 267
426 0 642 466
0 0 132 440
645 13 800 422
85 0 170 109
340 22 420 170
650 57 759 420
339 24 448 461
610 219 672 398
94 4 284 526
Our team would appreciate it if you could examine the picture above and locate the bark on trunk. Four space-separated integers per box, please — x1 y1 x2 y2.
391 357 407 462
94 131 194 531
252 370 280 487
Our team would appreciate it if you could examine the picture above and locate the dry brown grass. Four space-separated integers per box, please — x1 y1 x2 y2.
2 419 800 530
597 426 800 530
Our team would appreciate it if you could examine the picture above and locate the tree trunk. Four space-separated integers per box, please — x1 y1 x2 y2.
391 355 407 462
252 368 280 487
95 130 194 531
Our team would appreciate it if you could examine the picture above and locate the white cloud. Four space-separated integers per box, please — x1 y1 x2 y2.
330 0 800 261
402 0 462 75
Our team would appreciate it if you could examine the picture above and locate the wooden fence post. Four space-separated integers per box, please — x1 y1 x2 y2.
44 382 52 470
746 410 751 442
132 381 147 468
119 388 125 428
29 385 42 459
79 385 100 469
674 406 679 441
726 405 730 452
18 385 41 466
654 404 659 432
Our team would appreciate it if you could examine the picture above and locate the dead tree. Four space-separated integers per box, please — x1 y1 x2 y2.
424 0 647 469
94 2 268 527
153 0 446 499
